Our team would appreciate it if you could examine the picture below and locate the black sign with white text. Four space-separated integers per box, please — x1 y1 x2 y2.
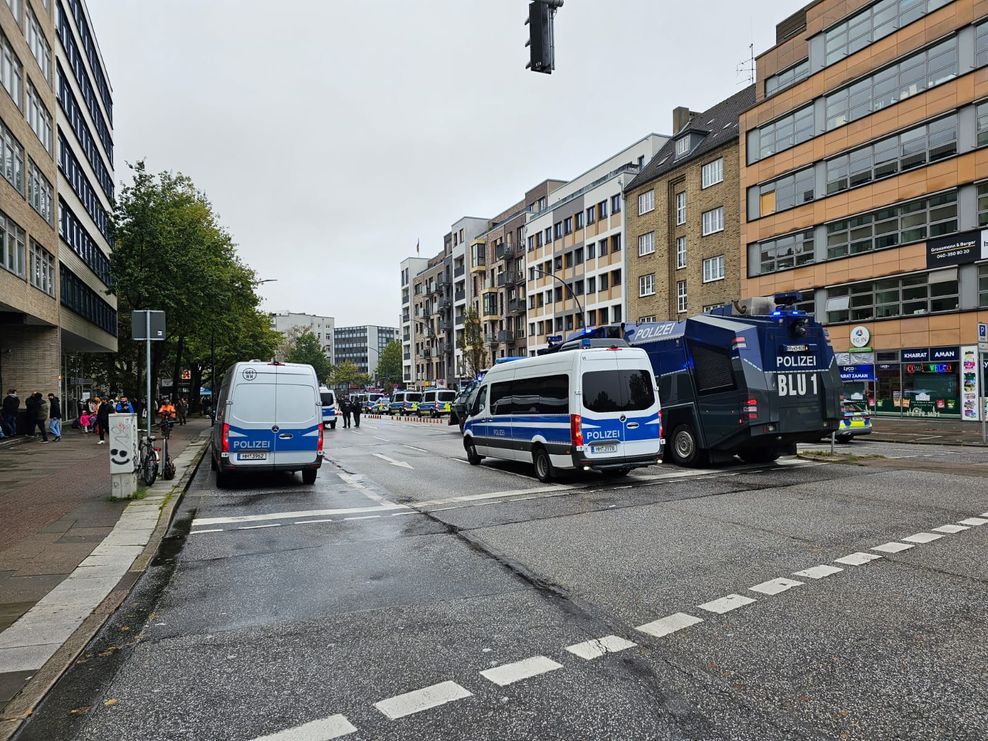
925 229 988 268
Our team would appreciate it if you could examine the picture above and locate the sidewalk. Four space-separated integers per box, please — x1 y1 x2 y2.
0 417 210 714
869 416 988 446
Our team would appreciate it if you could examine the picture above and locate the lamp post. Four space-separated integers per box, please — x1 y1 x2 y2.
530 265 585 332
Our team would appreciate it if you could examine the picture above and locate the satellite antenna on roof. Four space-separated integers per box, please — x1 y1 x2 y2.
737 42 755 86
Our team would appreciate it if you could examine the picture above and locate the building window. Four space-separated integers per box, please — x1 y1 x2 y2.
639 273 655 297
977 102 988 148
758 230 815 274
826 115 957 195
979 263 988 307
676 236 687 269
749 166 815 219
611 194 621 214
978 182 988 227
638 232 655 257
586 204 595 224
702 256 726 283
5 0 21 23
701 207 724 236
26 82 52 153
765 59 809 96
1 29 22 109
563 216 573 235
58 132 112 242
587 242 595 259
748 105 814 163
639 315 656 322
825 37 957 131
27 159 52 223
29 239 53 295
676 280 688 313
613 305 622 323
0 118 24 193
554 222 562 240
978 21 988 69
638 190 655 215
600 272 609 291
826 191 957 260
824 0 953 67
575 211 584 229
60 265 118 336
675 192 686 225
612 234 621 252
1 209 26 277
825 269 958 323
701 158 723 189
587 276 596 293
675 137 690 157
26 6 51 84
599 199 608 219
57 68 113 199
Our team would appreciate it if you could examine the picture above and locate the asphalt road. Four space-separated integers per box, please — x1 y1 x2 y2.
16 418 988 741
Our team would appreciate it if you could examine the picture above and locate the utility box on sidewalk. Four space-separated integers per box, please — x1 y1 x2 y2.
109 413 139 500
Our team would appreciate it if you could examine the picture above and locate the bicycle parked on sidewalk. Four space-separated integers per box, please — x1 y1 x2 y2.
137 431 158 486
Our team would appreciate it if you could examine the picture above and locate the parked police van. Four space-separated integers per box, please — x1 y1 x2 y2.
419 389 457 417
319 386 337 430
462 342 663 482
388 391 422 416
211 361 324 487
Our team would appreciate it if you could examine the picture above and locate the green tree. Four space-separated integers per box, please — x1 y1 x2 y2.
330 360 370 389
458 307 485 378
375 340 403 386
285 328 332 383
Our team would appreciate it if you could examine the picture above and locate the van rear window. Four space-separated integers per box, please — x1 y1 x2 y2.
320 392 335 406
438 391 456 401
278 384 318 424
582 370 655 413
232 384 276 423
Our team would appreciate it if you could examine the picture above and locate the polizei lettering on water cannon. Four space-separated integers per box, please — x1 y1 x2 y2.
776 355 818 368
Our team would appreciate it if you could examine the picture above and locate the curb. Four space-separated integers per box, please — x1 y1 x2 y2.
0 433 210 740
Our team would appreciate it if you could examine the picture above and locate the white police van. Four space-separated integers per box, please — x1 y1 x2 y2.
319 386 337 430
462 341 663 482
211 361 324 487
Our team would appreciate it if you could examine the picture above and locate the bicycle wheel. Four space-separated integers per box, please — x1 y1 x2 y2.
162 452 176 480
141 448 158 486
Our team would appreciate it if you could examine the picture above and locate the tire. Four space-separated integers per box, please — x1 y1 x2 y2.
163 457 176 480
739 447 780 464
330 421 336 430
141 451 158 486
465 439 482 465
533 447 553 483
302 469 317 485
668 423 703 467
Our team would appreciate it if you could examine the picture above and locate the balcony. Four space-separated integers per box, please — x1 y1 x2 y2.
484 334 499 347
495 244 507 261
496 273 507 288
438 298 452 312
470 257 486 274
454 264 465 278
422 348 432 359
496 330 510 343
510 270 525 285
507 299 524 315
515 328 526 340
454 288 466 302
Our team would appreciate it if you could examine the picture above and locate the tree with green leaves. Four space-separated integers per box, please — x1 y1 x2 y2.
330 360 371 389
458 307 485 379
284 328 332 383
375 340 403 386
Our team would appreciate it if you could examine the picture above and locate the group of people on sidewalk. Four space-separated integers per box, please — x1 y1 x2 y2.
338 397 362 429
1 389 190 445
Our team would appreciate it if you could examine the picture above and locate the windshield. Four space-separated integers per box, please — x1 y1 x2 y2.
582 370 655 413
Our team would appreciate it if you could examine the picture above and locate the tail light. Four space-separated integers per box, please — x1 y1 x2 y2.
570 414 583 449
658 409 663 440
317 424 324 453
221 422 230 453
741 399 758 422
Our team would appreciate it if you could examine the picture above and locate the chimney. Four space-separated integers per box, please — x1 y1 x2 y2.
672 106 696 134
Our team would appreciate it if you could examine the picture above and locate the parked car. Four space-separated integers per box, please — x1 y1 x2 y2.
836 401 872 441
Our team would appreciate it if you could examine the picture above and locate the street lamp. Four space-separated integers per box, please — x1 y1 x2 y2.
530 265 585 332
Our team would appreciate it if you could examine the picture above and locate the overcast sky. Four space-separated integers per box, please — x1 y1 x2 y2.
88 0 807 328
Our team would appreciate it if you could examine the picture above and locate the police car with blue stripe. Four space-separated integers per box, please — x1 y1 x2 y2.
462 339 663 482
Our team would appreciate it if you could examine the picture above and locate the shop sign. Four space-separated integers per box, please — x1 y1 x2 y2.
840 365 875 381
901 348 930 362
929 347 959 362
925 229 988 268
904 363 953 374
962 346 979 420
849 326 871 348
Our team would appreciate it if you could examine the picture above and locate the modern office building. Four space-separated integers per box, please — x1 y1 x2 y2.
626 88 755 323
1 0 115 407
740 0 988 420
269 311 335 364
525 135 668 355
334 324 398 377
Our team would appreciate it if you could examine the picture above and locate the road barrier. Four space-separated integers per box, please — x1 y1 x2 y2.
363 414 450 426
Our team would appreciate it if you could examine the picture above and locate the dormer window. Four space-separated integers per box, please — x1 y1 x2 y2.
675 136 690 157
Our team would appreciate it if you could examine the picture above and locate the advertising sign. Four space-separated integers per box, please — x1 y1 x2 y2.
849 326 871 348
901 348 930 362
925 229 988 268
840 365 876 381
961 346 979 421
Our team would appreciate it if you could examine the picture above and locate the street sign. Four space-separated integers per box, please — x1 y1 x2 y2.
132 310 166 340
979 323 987 352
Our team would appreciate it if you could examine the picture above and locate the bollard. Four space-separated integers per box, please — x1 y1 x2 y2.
109 413 139 500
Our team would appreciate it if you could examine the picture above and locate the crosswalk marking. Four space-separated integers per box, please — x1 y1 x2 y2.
792 565 843 579
749 577 803 596
635 612 703 639
698 594 757 614
565 635 637 660
374 681 473 720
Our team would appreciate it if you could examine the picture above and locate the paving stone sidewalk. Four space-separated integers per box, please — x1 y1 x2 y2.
870 416 988 446
0 417 210 707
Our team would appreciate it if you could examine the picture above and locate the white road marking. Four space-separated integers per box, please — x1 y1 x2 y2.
749 577 803 596
343 515 380 521
403 444 429 453
635 612 703 638
416 484 572 508
958 517 988 526
193 503 407 528
373 681 473 720
480 656 562 686
188 528 223 535
294 519 335 525
834 552 882 566
335 471 394 506
792 565 843 579
565 635 637 660
391 511 418 517
373 436 390 442
871 542 914 554
250 714 357 741
239 524 281 530
932 524 969 534
982 512 988 518
901 532 943 544
373 453 413 469
697 594 757 614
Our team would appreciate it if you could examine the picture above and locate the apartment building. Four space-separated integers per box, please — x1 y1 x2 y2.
1 0 115 405
400 255 428 385
741 0 988 421
334 325 398 377
525 135 668 355
270 311 335 363
626 87 755 323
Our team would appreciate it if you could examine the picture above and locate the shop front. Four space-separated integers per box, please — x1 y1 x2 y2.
871 347 961 418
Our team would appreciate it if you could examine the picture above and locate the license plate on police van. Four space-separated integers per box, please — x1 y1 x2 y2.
238 452 267 461
593 444 618 454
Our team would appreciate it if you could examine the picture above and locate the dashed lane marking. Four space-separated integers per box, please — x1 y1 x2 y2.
932 524 969 534
792 565 843 579
834 552 882 566
192 503 407 528
295 519 335 525
188 528 222 535
958 517 988 526
565 635 637 660
374 681 473 720
635 612 703 639
871 542 914 554
749 577 803 596
480 656 563 686
902 532 944 544
250 713 357 741
698 594 757 614
373 436 390 442
403 444 429 453
239 524 281 531
343 515 380 521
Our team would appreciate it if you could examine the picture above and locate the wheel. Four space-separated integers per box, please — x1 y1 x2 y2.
458 419 466 434
604 467 632 478
301 469 317 485
163 457 176 480
141 451 158 486
533 447 553 483
465 439 483 465
739 447 780 464
668 424 704 467
330 421 336 430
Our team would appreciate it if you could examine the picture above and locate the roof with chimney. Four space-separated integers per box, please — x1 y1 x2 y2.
625 84 756 193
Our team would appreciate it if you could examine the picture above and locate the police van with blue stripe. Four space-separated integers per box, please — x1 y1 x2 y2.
462 340 663 482
211 361 324 487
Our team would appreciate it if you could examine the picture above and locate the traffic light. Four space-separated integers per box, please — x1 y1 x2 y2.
526 1 562 74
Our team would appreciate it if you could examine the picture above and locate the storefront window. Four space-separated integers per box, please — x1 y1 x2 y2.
875 363 900 414
901 361 959 416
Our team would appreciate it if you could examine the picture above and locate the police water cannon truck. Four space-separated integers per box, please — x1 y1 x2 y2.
544 293 842 466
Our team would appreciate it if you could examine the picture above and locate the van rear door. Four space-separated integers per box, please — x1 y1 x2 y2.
227 367 278 468
579 352 627 462
273 380 321 468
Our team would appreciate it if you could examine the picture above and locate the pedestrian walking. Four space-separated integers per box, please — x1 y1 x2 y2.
177 397 188 425
341 398 352 429
352 399 361 428
26 392 49 442
47 393 62 441
96 397 111 445
1 389 18 437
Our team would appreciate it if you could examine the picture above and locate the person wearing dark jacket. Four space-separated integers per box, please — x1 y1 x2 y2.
26 393 48 442
352 399 361 428
96 397 112 445
341 398 352 429
47 393 62 441
1 389 17 437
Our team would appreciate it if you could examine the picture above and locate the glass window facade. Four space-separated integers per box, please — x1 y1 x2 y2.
0 117 24 193
58 197 111 285
28 239 54 296
1 209 26 277
1 28 22 109
750 167 815 219
27 158 53 223
824 0 953 66
825 270 958 323
765 59 809 96
758 230 815 274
